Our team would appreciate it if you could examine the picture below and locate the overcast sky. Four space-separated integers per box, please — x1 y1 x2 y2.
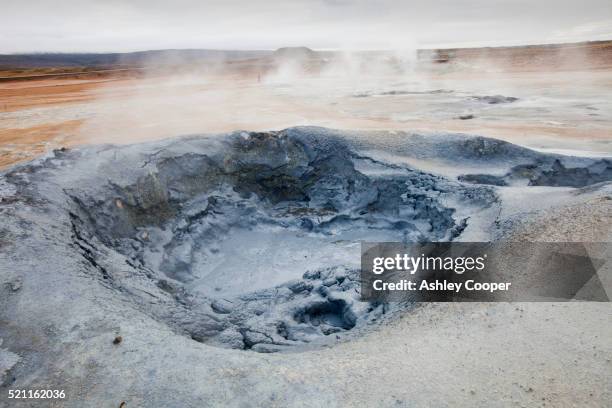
2 0 612 53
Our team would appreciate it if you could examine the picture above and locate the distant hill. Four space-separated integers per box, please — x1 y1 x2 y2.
0 49 271 69
272 47 318 60
417 40 612 69
1 40 610 72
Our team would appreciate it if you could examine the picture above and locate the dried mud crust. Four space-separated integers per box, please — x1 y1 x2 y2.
502 194 612 242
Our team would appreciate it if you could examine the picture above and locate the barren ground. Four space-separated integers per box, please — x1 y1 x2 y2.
2 45 612 169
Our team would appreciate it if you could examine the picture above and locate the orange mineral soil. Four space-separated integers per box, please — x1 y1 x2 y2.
2 42 612 169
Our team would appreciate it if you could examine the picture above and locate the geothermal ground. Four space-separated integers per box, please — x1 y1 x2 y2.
1 44 611 407
2 43 612 169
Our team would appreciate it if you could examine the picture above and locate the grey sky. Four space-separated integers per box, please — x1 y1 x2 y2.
2 0 612 53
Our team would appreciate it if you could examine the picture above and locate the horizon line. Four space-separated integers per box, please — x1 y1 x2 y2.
2 38 611 56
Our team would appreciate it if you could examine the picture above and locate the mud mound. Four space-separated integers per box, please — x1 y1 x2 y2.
527 159 612 187
469 95 519 104
349 132 543 165
460 158 612 187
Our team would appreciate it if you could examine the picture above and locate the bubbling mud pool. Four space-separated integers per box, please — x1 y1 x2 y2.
3 127 609 352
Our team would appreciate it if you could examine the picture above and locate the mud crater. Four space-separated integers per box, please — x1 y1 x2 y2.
64 130 493 351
